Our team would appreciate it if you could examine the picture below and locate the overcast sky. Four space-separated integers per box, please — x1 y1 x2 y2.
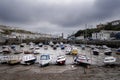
0 0 120 37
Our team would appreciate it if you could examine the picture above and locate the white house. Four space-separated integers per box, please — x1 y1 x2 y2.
92 30 120 40
10 32 59 39
76 36 84 40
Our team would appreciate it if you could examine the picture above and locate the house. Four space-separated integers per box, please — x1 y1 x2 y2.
92 30 120 40
76 36 84 40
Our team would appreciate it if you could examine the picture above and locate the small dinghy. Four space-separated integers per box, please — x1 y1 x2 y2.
103 56 116 66
38 43 43 47
39 54 51 67
33 47 41 54
93 48 99 55
56 55 66 65
71 47 78 55
2 46 11 54
104 48 112 56
65 46 72 55
20 54 36 65
116 48 120 55
74 54 91 66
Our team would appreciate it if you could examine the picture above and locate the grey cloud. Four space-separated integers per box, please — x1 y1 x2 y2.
0 0 120 35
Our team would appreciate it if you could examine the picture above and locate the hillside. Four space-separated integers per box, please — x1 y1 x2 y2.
0 25 34 35
75 20 120 37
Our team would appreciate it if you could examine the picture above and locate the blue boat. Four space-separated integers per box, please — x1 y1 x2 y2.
116 48 120 55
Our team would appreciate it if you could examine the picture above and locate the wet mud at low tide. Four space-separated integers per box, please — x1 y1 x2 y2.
0 64 120 80
0 45 120 80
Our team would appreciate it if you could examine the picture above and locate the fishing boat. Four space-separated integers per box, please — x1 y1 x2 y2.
0 55 9 63
53 45 57 50
102 45 108 49
38 43 43 47
81 45 85 50
93 48 99 55
33 47 41 54
2 46 11 54
49 41 54 47
60 45 65 50
90 45 95 50
56 43 59 47
39 54 51 67
20 43 26 47
29 45 34 50
56 55 66 65
24 51 32 54
44 45 48 50
65 46 72 55
116 48 120 55
20 54 36 65
103 56 116 66
11 45 16 50
104 48 112 56
74 54 91 66
71 47 78 55
8 55 20 65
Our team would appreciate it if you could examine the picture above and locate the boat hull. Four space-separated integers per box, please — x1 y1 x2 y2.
93 51 99 55
56 60 65 65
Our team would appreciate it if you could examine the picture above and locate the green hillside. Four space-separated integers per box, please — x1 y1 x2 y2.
75 21 120 37
0 25 33 35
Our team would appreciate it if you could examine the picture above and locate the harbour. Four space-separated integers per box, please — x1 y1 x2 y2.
0 42 120 80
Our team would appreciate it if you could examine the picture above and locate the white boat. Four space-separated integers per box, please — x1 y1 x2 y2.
93 48 99 55
116 48 120 55
81 45 85 50
104 56 116 65
90 45 95 50
65 46 72 55
7 55 21 65
0 55 9 63
74 54 91 65
20 43 26 47
38 43 43 47
20 54 36 65
102 45 108 49
53 45 57 50
56 55 66 65
39 54 51 67
56 43 59 47
29 45 34 50
33 47 41 54
49 41 54 47
44 45 48 50
29 42 34 46
2 46 11 54
104 48 112 56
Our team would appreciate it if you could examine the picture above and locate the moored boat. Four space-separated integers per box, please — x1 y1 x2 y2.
74 54 91 66
93 48 99 55
39 54 51 67
103 56 116 66
56 55 66 65
20 54 36 65
2 46 11 54
116 48 120 55
8 55 21 65
104 48 112 56
71 47 78 55
33 47 41 54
